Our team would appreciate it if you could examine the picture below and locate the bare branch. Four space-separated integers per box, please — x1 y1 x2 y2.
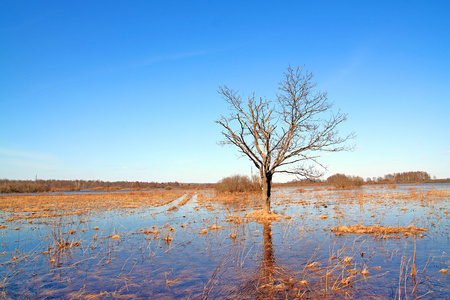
216 66 355 211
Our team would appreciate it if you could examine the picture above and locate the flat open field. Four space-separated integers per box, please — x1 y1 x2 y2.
1 184 449 299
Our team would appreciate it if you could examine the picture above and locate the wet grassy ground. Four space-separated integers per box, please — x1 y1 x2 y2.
1 184 449 299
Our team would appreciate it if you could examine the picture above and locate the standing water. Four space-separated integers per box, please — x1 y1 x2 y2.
0 184 449 299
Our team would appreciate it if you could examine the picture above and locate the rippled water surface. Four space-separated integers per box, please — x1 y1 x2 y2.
1 184 449 299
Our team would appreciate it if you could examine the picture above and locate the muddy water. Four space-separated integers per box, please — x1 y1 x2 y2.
1 184 449 299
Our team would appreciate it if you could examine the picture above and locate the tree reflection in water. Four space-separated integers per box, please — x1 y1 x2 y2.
261 221 275 286
225 221 302 299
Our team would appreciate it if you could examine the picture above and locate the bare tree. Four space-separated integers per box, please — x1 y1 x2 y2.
216 66 354 213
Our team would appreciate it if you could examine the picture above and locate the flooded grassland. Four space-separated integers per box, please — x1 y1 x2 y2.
0 184 449 299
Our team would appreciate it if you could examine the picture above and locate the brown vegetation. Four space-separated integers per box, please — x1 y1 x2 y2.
331 225 427 236
214 175 260 194
382 171 431 182
280 171 445 187
245 210 283 222
0 179 210 194
0 190 185 221
167 194 192 211
326 173 364 189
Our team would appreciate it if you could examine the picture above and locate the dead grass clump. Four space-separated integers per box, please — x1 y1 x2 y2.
340 276 354 287
331 225 427 236
176 194 191 206
142 229 158 235
167 205 177 212
167 194 192 212
209 224 223 230
343 256 353 265
306 262 319 269
225 215 246 224
245 210 284 222
361 266 370 276
163 232 172 243
57 241 72 250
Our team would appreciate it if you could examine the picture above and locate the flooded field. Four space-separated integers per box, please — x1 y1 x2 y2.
1 184 449 299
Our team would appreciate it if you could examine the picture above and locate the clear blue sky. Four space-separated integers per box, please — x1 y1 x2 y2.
1 0 449 182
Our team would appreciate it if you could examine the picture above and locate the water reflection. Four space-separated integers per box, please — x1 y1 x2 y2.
230 220 295 299
261 222 275 286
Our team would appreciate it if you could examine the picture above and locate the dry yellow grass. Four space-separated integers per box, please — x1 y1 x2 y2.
306 262 319 269
245 210 284 222
331 225 427 235
0 190 185 221
206 191 259 203
225 214 246 224
209 224 223 230
167 193 192 211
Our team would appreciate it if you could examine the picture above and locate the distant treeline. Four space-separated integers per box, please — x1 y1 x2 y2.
1 171 447 194
0 179 210 194
284 171 447 187
369 171 431 183
212 171 444 192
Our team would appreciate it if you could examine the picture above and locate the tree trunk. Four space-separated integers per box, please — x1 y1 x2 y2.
262 172 273 213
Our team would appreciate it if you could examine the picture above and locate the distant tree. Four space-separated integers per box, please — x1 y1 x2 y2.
216 66 354 212
327 173 363 189
132 181 142 190
215 175 260 194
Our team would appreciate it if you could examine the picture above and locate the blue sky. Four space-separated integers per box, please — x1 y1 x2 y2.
1 0 449 182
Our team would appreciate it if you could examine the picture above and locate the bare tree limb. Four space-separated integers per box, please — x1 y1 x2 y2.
216 66 355 212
